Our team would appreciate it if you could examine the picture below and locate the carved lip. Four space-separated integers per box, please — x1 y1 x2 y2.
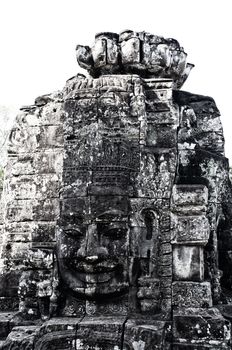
75 263 117 274
72 262 118 283
76 270 115 284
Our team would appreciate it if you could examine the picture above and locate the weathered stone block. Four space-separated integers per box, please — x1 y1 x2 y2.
6 198 60 223
196 131 224 154
4 222 34 242
33 199 60 221
137 278 161 313
123 319 171 350
158 265 172 278
173 246 204 281
160 243 172 255
0 269 20 298
38 317 80 336
145 100 172 116
171 214 210 245
172 185 208 206
135 171 174 198
105 37 119 65
34 150 63 175
31 222 56 244
8 124 62 154
38 125 63 149
144 77 172 89
23 248 53 270
2 326 39 350
140 299 160 313
0 297 19 312
146 87 173 103
64 98 98 137
146 124 177 148
6 156 34 176
34 330 75 350
121 37 140 64
92 36 107 67
146 110 178 125
62 173 90 197
8 125 41 155
39 102 65 126
6 200 34 222
0 228 3 249
172 281 212 308
172 344 227 350
35 174 60 200
171 204 207 216
76 316 126 349
173 308 231 348
159 252 172 266
24 102 64 127
0 312 16 339
6 175 37 200
85 295 129 316
140 149 177 174
2 242 32 261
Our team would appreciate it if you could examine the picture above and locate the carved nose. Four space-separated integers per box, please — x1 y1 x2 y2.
76 224 108 260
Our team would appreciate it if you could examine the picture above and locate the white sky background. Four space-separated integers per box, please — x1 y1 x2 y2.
0 0 232 160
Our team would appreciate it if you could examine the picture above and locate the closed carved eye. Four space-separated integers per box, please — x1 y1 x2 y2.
103 228 127 240
63 228 84 238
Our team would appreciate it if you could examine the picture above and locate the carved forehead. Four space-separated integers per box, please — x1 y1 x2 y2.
64 89 130 117
60 195 129 221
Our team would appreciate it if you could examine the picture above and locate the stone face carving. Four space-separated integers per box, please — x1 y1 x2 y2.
0 30 232 349
54 74 177 320
57 195 130 298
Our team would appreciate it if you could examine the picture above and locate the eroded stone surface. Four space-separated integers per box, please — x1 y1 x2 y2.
0 30 231 349
173 308 231 349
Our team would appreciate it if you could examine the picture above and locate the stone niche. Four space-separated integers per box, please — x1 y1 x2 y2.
0 30 232 349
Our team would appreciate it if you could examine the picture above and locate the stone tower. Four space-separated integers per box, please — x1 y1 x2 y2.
0 30 232 349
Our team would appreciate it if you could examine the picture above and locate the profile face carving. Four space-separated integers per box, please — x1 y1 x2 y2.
57 194 130 297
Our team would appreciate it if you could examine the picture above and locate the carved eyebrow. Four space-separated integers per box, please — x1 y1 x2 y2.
97 209 125 219
59 214 84 224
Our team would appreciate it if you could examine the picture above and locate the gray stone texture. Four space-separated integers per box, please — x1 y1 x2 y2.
0 30 231 349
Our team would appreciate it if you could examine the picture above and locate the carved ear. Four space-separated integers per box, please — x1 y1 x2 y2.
76 45 93 70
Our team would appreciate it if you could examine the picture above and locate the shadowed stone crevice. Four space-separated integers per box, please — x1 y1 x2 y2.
120 317 127 350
